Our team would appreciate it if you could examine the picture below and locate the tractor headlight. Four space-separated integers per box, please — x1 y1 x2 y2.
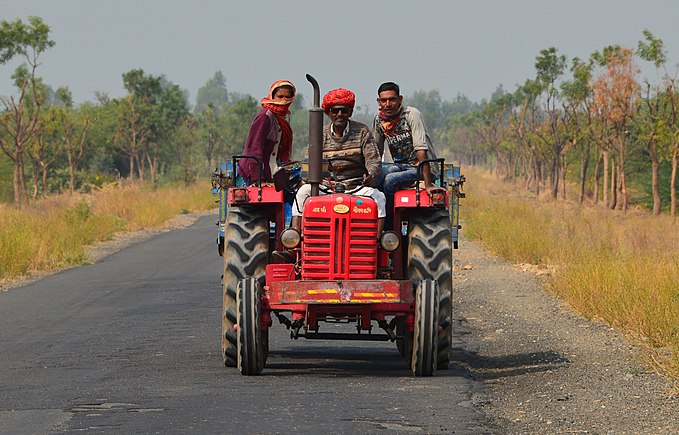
280 228 301 249
379 231 400 252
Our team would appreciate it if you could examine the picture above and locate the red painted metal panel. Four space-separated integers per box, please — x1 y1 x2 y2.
266 264 295 287
228 185 284 205
393 189 449 208
268 279 413 305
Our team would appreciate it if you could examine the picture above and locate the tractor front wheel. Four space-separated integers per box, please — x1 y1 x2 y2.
222 207 268 367
237 277 266 375
407 209 453 370
411 279 438 376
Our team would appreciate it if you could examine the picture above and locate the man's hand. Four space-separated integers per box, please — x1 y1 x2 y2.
426 185 446 201
363 173 375 186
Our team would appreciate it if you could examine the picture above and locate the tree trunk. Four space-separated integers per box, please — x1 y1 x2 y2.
525 154 533 191
550 149 559 200
534 156 541 197
610 160 617 210
619 136 627 214
19 157 29 207
41 162 48 195
13 157 22 209
593 152 602 205
651 157 661 216
579 153 590 204
31 161 39 199
137 154 145 183
68 151 76 195
69 161 76 195
602 150 609 208
525 170 534 192
561 157 567 200
146 147 159 184
671 150 677 218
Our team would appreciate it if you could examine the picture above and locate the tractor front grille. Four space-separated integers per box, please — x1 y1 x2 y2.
302 215 377 280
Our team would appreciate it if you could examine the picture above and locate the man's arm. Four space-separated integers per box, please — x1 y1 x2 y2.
415 150 432 188
406 108 434 188
372 115 386 157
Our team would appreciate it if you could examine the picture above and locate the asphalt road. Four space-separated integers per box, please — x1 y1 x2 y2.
0 215 492 434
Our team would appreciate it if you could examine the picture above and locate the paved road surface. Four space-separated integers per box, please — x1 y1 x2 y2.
0 215 492 434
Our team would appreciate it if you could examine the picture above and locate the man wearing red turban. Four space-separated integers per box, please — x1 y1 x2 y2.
321 87 356 113
237 80 296 185
291 88 386 235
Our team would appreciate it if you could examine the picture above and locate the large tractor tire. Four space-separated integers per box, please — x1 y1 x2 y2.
407 208 453 370
237 277 266 375
222 206 269 367
411 279 439 376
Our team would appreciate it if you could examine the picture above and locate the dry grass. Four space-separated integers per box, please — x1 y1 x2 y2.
462 167 679 386
0 180 214 281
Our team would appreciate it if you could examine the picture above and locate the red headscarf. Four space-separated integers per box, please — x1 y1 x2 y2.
322 88 355 114
261 80 296 162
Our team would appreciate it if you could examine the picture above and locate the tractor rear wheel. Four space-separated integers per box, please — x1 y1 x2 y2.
407 209 453 370
237 277 266 375
411 279 438 376
222 206 269 367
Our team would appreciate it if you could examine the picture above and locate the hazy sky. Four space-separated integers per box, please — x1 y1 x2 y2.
1 0 677 109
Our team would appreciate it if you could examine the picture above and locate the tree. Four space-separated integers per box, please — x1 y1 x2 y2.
115 69 190 183
220 96 259 161
289 93 309 160
86 96 124 180
62 100 97 195
150 79 190 183
197 104 227 171
590 46 640 212
408 90 445 134
0 16 54 208
27 103 61 197
510 79 544 195
637 30 676 216
173 118 200 184
113 95 148 180
533 47 568 199
194 71 230 114
561 57 595 204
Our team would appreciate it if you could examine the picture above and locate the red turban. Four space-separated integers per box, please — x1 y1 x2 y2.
322 88 356 113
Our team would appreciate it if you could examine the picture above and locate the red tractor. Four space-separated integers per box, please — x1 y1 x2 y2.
218 75 455 376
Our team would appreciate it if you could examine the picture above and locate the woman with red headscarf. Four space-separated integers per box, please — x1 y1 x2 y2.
237 80 296 185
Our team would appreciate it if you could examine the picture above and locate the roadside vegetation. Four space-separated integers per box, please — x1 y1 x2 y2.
462 167 679 388
0 181 214 281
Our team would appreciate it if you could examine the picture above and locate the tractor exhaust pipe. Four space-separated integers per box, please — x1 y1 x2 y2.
306 74 323 197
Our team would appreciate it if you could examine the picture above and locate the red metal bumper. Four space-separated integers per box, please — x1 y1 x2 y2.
268 279 413 305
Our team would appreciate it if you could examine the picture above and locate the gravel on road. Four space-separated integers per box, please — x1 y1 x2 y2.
454 239 678 434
